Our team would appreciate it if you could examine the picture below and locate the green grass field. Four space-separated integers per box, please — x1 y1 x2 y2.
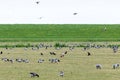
0 24 120 42
0 24 120 80
0 47 120 80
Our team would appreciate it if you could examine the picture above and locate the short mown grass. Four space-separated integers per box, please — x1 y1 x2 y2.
0 47 120 80
0 24 120 42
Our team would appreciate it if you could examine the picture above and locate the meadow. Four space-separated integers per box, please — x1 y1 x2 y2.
0 24 120 80
0 24 120 42
0 46 120 80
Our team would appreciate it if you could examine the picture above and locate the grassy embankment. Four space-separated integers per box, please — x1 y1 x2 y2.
0 24 120 42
